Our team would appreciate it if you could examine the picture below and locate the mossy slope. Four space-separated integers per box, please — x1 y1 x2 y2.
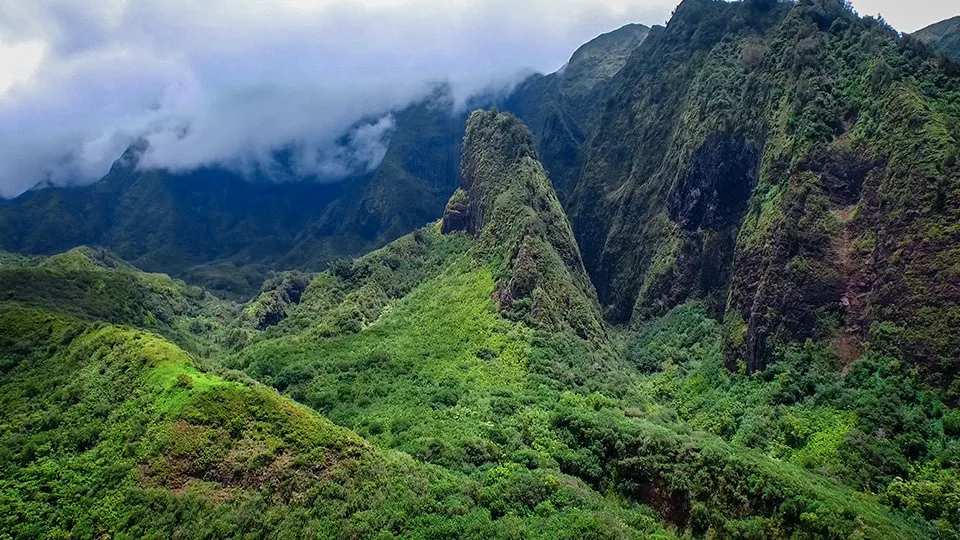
221 108 934 538
0 303 674 538
443 110 607 343
554 0 960 381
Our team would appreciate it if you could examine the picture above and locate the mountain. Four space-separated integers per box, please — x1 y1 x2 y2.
0 23 652 301
4 110 945 537
226 110 935 538
914 16 960 61
0 245 232 357
0 92 467 299
514 0 960 386
3 305 670 538
503 23 650 197
442 110 607 342
0 112 960 538
4 1 960 537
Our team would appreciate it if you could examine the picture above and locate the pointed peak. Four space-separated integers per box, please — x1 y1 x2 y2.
443 109 607 343
442 109 537 236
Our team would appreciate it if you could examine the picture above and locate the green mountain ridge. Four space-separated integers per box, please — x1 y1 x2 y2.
535 0 960 385
0 245 233 357
3 0 960 537
503 23 650 197
5 107 957 538
442 110 607 343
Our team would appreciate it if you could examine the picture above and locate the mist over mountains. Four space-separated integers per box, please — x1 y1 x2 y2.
0 21 656 297
0 0 679 198
2 1 960 538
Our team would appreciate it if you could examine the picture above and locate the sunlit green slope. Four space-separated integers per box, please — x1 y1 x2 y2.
225 111 935 539
0 303 678 538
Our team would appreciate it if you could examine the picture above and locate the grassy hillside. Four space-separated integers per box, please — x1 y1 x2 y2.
224 228 936 538
0 304 678 538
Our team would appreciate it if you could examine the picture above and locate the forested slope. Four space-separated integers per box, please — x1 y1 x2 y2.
518 0 960 387
3 1 960 537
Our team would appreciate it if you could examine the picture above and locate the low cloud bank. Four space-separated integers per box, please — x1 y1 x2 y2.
0 0 676 198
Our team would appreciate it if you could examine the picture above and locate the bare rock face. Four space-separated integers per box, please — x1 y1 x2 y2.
667 133 763 231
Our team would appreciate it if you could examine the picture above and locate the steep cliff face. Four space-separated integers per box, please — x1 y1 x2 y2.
549 0 960 381
504 24 649 198
443 110 606 342
564 0 787 322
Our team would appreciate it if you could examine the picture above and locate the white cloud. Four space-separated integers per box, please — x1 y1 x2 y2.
0 39 45 94
0 0 676 198
0 0 953 198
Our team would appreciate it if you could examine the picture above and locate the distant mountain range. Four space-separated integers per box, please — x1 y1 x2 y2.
3 1 960 537
0 91 466 297
0 25 650 298
915 15 960 61
2 4 959 379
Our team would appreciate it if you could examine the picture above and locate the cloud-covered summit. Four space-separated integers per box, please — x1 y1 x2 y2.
0 0 678 198
0 0 953 198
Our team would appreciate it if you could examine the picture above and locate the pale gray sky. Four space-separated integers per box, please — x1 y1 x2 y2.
0 0 956 197
849 0 957 33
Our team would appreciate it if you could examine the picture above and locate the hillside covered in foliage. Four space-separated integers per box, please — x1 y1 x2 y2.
2 0 960 538
3 108 958 538
510 0 960 390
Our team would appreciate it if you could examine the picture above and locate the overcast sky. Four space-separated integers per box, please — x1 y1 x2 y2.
0 0 957 198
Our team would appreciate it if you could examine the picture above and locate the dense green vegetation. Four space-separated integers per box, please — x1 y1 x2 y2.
3 1 960 538
218 111 949 538
5 241 948 537
0 304 680 538
538 0 960 386
225 248 940 537
0 246 232 357
624 303 960 536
